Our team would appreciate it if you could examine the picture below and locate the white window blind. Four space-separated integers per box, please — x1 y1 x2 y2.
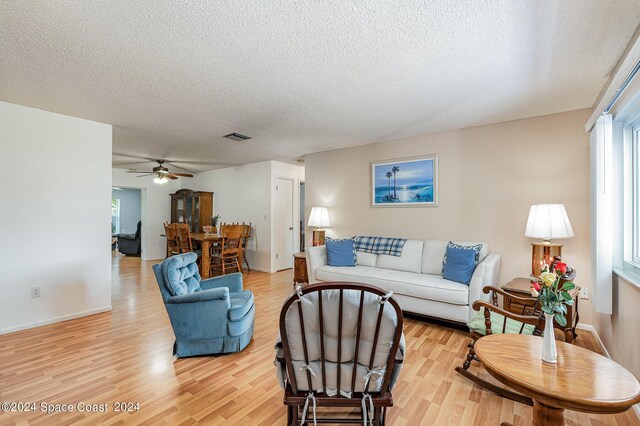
590 114 613 314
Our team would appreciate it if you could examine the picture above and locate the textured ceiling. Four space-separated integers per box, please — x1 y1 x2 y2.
1 1 639 172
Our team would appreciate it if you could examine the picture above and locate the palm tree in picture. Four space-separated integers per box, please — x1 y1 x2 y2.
385 171 392 201
392 166 400 200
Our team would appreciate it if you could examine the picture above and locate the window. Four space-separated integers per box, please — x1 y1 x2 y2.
112 198 120 235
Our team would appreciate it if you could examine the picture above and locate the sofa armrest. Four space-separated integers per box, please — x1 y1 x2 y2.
468 253 501 322
200 272 243 293
306 245 327 284
167 287 230 309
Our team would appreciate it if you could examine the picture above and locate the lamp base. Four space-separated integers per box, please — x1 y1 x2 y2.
312 230 326 247
531 243 563 276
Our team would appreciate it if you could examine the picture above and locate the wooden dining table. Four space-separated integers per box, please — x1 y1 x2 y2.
189 232 223 279
475 334 640 426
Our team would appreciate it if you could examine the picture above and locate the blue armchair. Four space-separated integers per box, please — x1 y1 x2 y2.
153 252 255 357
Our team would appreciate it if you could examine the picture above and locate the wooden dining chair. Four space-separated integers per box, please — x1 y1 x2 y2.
175 223 202 266
163 222 180 257
240 222 251 272
455 285 546 406
174 223 193 253
211 224 243 275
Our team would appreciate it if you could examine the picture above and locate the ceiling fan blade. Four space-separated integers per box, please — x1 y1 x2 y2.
127 170 153 173
170 173 194 177
165 174 179 180
113 161 149 167
136 173 154 177
168 160 236 165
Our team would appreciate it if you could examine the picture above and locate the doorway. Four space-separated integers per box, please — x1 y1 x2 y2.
275 177 294 271
112 187 142 258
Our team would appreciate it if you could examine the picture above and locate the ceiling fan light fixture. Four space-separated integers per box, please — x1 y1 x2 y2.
224 132 251 141
153 175 168 184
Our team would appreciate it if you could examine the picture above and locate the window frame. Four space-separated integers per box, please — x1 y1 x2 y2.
624 116 640 272
112 198 121 235
633 126 640 266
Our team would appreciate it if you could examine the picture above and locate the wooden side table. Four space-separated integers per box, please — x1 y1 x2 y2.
475 334 640 426
293 252 308 288
502 278 580 342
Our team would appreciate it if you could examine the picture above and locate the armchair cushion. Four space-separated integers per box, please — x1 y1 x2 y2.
117 233 137 241
468 310 535 336
168 287 230 305
228 290 254 320
201 272 243 293
162 252 202 296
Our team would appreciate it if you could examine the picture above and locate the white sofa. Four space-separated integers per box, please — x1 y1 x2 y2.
306 240 501 324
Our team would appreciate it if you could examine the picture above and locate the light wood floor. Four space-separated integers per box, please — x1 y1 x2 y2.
1 254 638 425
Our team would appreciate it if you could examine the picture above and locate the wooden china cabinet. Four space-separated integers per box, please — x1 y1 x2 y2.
170 189 213 232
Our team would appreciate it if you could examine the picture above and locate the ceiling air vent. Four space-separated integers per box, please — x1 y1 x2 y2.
224 132 251 141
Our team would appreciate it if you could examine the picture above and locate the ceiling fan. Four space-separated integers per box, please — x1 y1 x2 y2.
126 160 193 184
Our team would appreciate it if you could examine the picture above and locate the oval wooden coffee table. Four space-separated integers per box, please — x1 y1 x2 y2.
474 334 640 426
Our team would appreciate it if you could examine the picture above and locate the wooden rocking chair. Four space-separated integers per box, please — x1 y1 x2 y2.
455 285 546 406
275 282 405 425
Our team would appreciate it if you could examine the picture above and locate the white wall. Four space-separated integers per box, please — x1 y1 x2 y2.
305 109 594 324
112 168 180 261
112 188 141 234
187 160 304 272
0 101 112 334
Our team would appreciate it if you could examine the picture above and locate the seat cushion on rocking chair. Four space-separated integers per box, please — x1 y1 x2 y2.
468 310 535 336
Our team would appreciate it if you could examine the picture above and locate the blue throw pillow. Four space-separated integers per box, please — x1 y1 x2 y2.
442 246 478 285
326 238 357 267
442 242 482 273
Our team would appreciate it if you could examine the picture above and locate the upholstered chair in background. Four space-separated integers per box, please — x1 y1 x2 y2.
117 220 141 255
153 252 255 357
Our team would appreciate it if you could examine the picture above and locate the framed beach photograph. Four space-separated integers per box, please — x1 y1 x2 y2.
371 155 438 207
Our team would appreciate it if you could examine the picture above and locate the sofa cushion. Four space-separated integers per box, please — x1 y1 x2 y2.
422 240 449 274
442 245 477 285
468 310 535 336
356 251 377 267
422 240 490 275
376 240 424 273
228 290 254 320
315 265 469 305
161 252 202 296
326 238 357 267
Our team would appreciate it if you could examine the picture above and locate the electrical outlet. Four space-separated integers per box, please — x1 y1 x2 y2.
31 287 40 298
579 287 589 299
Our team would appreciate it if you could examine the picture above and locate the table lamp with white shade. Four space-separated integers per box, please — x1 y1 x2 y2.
525 204 574 276
308 207 330 246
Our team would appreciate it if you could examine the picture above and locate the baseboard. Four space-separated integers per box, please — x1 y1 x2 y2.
576 323 639 420
576 323 611 358
0 306 112 335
